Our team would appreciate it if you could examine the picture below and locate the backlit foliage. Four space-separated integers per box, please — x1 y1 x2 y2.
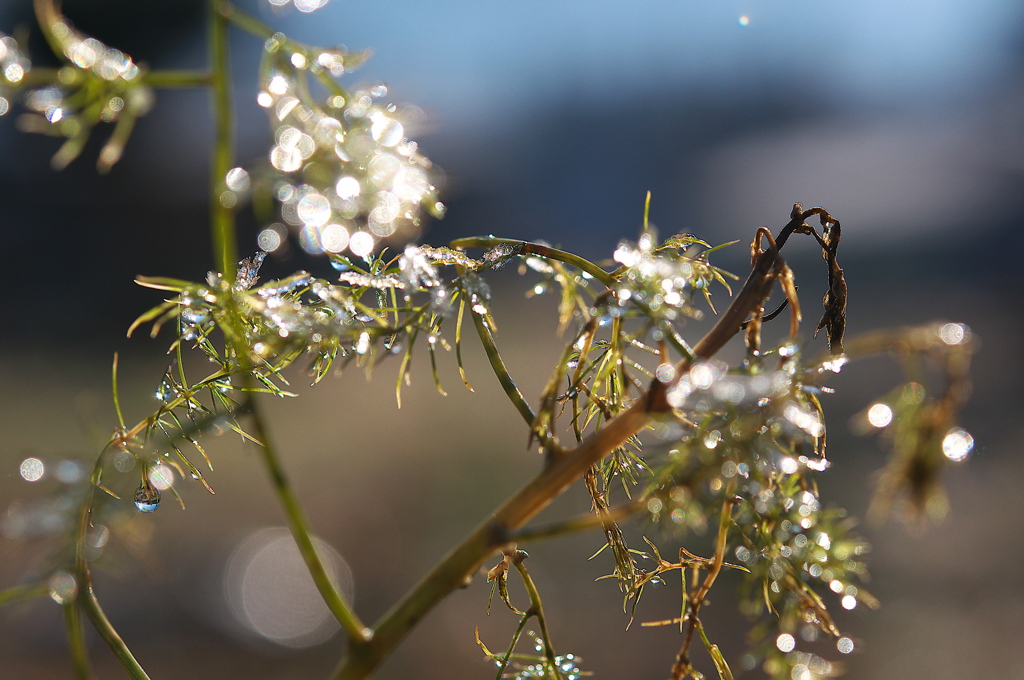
0 2 976 680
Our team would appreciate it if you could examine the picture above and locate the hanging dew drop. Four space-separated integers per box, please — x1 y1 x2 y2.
134 479 161 513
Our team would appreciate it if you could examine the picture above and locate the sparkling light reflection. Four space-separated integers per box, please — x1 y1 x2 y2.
47 571 77 604
942 427 974 461
149 463 175 490
867 403 893 428
776 633 796 652
223 527 352 648
349 231 375 257
938 322 971 345
19 457 45 482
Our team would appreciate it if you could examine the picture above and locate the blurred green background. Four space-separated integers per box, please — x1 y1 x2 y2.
2 0 1022 678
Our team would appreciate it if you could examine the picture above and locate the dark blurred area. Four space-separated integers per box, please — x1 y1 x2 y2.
2 1 1023 679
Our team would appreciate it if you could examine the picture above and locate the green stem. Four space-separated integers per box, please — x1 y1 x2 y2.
332 218 791 679
217 1 282 42
77 568 150 680
450 237 615 288
331 398 651 680
143 69 215 88
513 559 559 678
243 392 372 644
63 602 92 680
470 309 536 427
209 0 236 275
19 67 212 89
510 501 644 544
0 582 48 606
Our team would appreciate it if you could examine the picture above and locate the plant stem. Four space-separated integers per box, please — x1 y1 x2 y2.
144 69 215 88
217 1 281 42
450 237 615 287
331 217 792 679
77 567 150 680
470 309 536 427
63 602 92 680
331 399 651 680
513 559 560 678
209 0 236 275
510 501 644 544
243 391 372 644
0 582 47 606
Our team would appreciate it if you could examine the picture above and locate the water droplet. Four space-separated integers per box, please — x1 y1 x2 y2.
837 637 855 654
134 479 161 513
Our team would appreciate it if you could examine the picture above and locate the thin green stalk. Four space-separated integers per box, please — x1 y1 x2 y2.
143 69 214 88
510 502 644 544
494 614 531 680
73 463 150 680
0 582 47 606
331 219 788 678
450 236 615 287
331 398 652 680
470 310 536 427
77 568 150 680
243 391 372 644
513 560 559 678
63 602 92 680
209 0 236 275
217 1 281 42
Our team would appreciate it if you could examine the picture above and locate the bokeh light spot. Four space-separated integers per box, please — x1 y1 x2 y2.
19 457 44 482
321 224 350 253
942 427 974 461
258 226 284 252
938 322 970 345
776 633 796 652
867 403 893 428
150 463 175 490
223 527 352 648
48 571 77 605
349 231 375 257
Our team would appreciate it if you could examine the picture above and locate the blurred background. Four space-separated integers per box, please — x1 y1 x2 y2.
1 0 1023 678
